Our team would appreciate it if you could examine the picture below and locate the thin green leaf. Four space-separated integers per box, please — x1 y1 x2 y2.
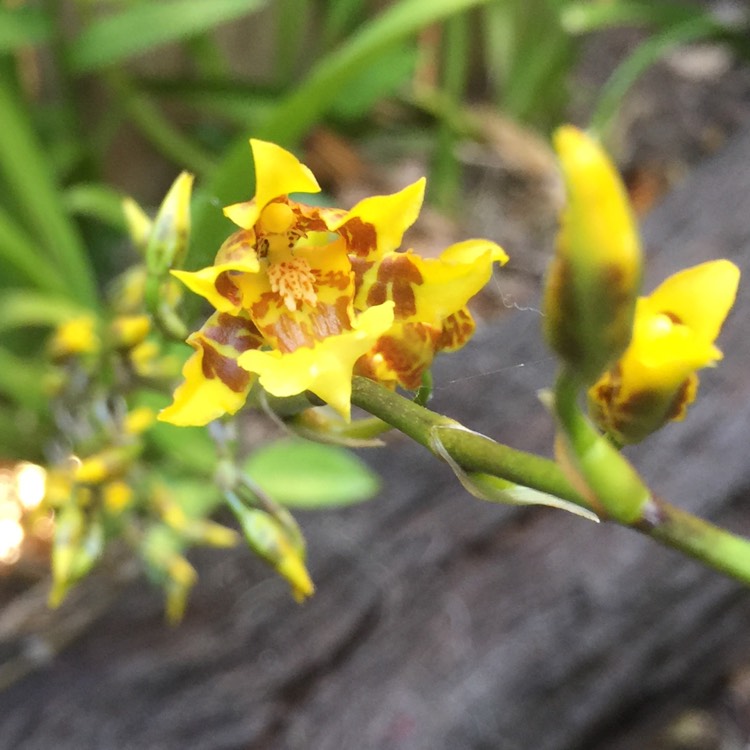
261 0 493 145
431 13 469 211
497 0 574 128
0 6 51 52
591 17 723 137
0 290 87 334
244 438 380 509
321 0 367 50
139 77 276 128
330 44 418 120
0 347 46 409
0 204 69 293
0 64 97 306
275 0 308 85
63 183 128 231
69 0 268 72
562 1 716 35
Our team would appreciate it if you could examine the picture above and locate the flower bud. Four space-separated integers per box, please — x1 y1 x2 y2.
49 505 104 607
74 446 139 484
164 554 198 624
226 493 313 601
145 171 194 277
122 197 153 255
543 126 642 384
110 314 151 350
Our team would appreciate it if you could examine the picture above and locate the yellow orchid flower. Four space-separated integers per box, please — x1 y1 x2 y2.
160 139 506 424
589 260 740 444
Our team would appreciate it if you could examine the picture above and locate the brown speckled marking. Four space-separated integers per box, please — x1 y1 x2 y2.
308 300 349 340
374 323 439 389
292 203 329 234
204 314 263 351
339 217 377 257
199 341 251 392
259 315 315 353
366 255 422 317
316 269 351 291
437 309 475 351
350 256 375 296
251 291 281 321
214 272 242 307
217 229 255 263
665 376 693 420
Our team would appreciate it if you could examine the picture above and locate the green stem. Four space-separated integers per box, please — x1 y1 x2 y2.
351 376 582 502
350 375 750 586
647 500 750 583
553 369 650 524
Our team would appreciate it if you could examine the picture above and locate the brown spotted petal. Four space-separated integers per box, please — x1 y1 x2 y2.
356 241 507 326
159 311 264 426
326 179 426 258
355 321 441 391
436 307 476 352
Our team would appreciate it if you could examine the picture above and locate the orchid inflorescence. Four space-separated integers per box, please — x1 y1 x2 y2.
158 139 507 426
29 126 748 616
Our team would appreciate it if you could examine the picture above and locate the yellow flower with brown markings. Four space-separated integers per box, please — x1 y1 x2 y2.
160 140 507 424
589 260 740 444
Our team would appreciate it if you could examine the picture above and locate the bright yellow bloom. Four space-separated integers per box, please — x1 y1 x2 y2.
544 126 642 384
110 314 151 349
123 406 156 435
160 139 506 424
49 315 100 358
103 480 134 514
589 260 740 444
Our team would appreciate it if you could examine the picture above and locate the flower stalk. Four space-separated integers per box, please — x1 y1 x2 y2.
350 375 750 586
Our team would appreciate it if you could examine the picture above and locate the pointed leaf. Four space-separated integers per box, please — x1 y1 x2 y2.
244 438 379 508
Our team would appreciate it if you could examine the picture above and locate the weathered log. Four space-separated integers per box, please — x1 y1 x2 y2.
2 126 750 750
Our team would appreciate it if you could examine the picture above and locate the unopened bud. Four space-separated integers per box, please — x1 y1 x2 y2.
146 171 194 277
110 314 151 349
74 446 139 484
122 197 153 255
543 126 642 384
49 505 104 607
226 493 313 601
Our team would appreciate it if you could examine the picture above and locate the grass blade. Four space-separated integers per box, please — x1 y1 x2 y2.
591 17 724 137
0 64 97 306
70 0 267 72
0 204 69 293
0 290 87 335
0 6 51 52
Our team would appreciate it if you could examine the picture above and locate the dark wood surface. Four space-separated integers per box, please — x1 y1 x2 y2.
2 127 750 750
